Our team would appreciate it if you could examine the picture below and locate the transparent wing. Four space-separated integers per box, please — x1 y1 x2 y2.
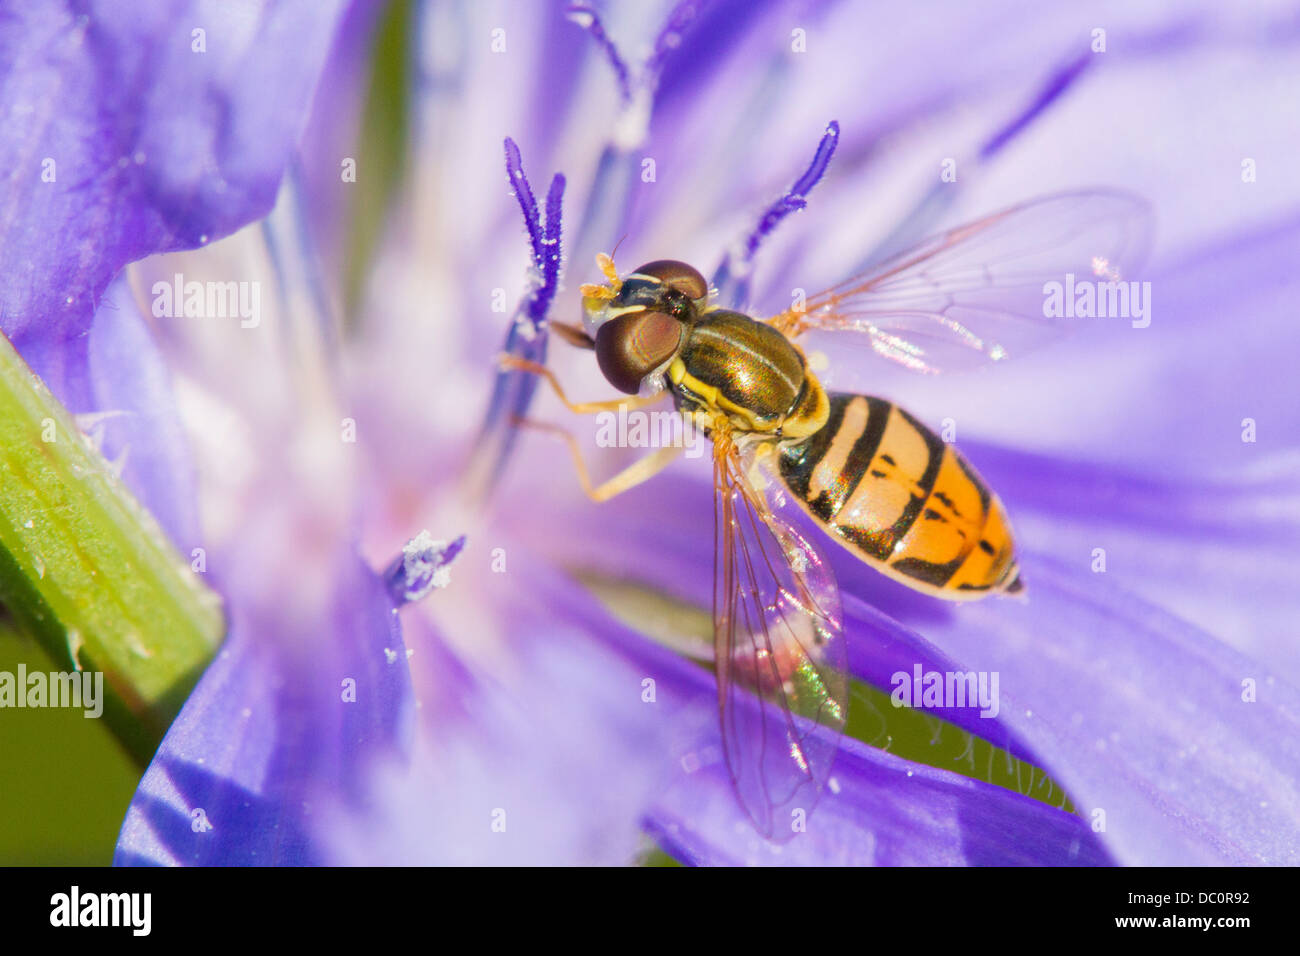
713 436 848 839
767 190 1153 374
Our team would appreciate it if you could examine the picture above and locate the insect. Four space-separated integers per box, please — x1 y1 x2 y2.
502 190 1151 838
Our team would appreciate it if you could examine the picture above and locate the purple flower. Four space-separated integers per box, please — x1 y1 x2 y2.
4 1 1299 866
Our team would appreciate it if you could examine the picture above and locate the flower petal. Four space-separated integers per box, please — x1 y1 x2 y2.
114 552 412 866
864 553 1300 865
323 549 682 865
491 539 1106 865
0 0 344 352
957 439 1300 683
79 277 201 550
516 455 1300 864
649 735 1109 866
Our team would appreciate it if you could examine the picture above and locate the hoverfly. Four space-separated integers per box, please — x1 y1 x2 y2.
503 190 1151 838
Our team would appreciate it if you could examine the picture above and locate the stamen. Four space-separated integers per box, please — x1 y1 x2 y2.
566 5 633 104
537 173 565 317
849 52 1094 275
566 3 711 252
980 51 1092 160
384 531 467 606
647 0 711 74
713 120 840 306
567 0 712 156
463 141 567 502
504 139 542 272
745 119 839 255
502 136 566 334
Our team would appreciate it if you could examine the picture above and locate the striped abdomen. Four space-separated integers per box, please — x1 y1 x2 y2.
777 393 1023 599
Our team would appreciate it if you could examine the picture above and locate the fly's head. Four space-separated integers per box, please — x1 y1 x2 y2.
580 256 710 395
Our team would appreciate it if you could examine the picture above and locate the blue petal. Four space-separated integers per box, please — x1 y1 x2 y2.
649 737 1109 866
853 552 1300 865
80 277 200 550
323 550 682 865
527 456 1300 864
0 0 344 353
114 553 412 866
956 438 1300 685
495 541 1106 864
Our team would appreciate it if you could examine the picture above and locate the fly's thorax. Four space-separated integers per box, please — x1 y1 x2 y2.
670 309 824 435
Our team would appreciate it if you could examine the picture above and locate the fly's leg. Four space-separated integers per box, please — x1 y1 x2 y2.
509 416 683 502
502 352 684 499
499 355 664 415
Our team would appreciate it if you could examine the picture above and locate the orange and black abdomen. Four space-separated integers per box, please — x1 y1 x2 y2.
778 393 1023 599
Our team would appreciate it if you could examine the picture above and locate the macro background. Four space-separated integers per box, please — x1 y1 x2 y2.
1 0 1298 865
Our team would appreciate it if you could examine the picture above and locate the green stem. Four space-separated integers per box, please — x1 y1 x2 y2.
0 331 224 765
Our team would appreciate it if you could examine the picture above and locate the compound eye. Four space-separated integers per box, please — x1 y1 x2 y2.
594 311 685 394
631 260 708 301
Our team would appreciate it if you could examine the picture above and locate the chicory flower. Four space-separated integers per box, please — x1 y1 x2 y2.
2 0 1298 866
